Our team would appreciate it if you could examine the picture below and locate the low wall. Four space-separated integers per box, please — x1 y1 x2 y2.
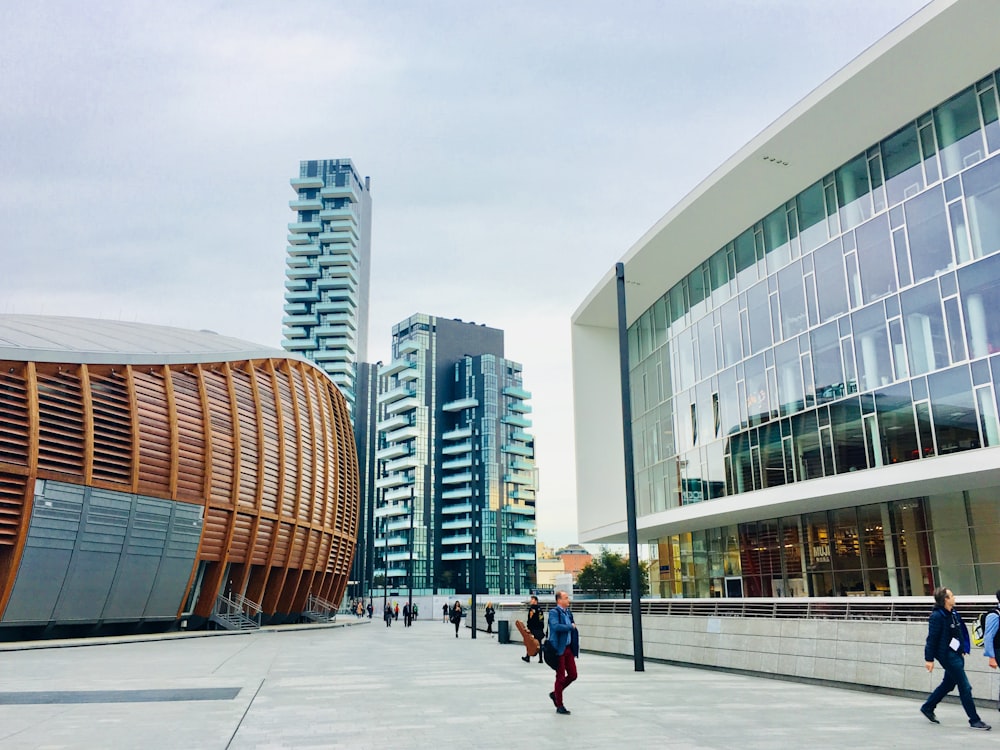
571 612 1000 701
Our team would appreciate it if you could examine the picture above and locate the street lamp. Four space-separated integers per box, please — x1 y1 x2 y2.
615 262 645 672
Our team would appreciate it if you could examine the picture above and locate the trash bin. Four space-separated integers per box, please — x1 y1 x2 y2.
497 619 510 644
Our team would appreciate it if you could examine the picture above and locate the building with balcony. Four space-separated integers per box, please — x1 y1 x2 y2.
373 315 537 597
0 315 358 638
283 158 372 412
572 0 1000 599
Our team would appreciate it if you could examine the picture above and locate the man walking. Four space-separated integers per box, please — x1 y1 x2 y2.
547 590 579 715
523 595 546 664
921 587 991 729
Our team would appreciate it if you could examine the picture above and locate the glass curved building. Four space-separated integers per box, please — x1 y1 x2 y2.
572 0 1000 599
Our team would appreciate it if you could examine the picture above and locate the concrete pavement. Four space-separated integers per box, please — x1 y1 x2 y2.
0 615 997 749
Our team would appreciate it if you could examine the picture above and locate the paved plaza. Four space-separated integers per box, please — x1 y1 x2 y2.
0 616 997 749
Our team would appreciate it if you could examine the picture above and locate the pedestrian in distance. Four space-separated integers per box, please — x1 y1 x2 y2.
485 602 495 637
394 602 400 621
413 603 419 620
523 595 546 664
450 601 463 638
403 602 411 627
443 603 449 623
983 589 1000 710
384 603 393 628
920 587 991 730
367 602 373 619
547 590 579 715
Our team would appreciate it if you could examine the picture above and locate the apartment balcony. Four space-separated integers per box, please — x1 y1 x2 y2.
281 339 318 351
398 367 419 383
509 430 533 444
510 401 532 414
512 552 535 561
443 397 479 413
504 472 533 485
384 424 420 443
441 487 472 500
320 184 359 201
441 517 471 531
442 472 472 485
375 473 411 490
373 536 408 548
505 535 535 546
386 397 419 417
314 300 354 314
501 444 532 457
502 414 532 428
291 177 323 190
443 427 472 441
288 221 322 234
313 353 352 369
287 267 320 280
442 503 472 515
289 198 322 211
442 442 472 456
319 207 358 222
386 551 412 563
385 517 412 532
314 324 353 338
509 489 535 501
317 253 358 270
442 551 472 561
324 219 359 236
398 340 421 355
376 444 408 461
385 567 408 577
503 386 531 400
513 518 536 531
287 233 313 245
510 458 534 471
284 279 310 292
374 502 410 518
284 290 321 303
382 486 413 503
441 457 471 471
379 383 414 405
441 534 472 546
283 302 307 314
318 231 357 245
384 454 420 473
377 414 411 433
322 312 356 328
503 504 535 515
382 358 417 377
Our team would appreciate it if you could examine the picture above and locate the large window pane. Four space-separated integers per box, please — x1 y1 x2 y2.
777 260 807 339
929 366 979 454
935 87 985 178
792 410 823 480
746 280 772 355
814 238 849 322
734 230 757 290
856 214 896 304
775 339 804 416
836 153 873 230
810 322 844 404
763 207 791 272
883 123 924 206
831 398 866 474
797 181 828 253
906 186 953 283
874 383 919 463
964 155 1000 259
902 279 948 376
853 302 893 391
745 354 769 427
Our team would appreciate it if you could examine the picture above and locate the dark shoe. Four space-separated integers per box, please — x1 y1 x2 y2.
548 691 557 708
521 655 530 663
921 706 939 724
970 720 992 730
556 706 571 715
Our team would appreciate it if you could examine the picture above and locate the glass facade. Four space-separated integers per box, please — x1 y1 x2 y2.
629 68 1000 597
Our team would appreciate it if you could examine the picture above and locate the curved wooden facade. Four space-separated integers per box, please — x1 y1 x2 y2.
0 352 359 630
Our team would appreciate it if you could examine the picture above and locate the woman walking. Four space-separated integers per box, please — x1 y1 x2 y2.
485 602 496 637
450 601 463 638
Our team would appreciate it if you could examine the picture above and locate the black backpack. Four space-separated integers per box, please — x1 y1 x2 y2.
973 606 1000 649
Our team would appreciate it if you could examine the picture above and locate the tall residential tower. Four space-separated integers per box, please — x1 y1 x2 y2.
283 159 372 412
374 315 537 597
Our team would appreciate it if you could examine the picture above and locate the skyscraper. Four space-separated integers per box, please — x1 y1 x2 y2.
283 159 372 412
374 315 537 597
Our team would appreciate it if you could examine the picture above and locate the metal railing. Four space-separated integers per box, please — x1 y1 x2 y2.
210 593 262 631
565 596 997 622
303 594 338 623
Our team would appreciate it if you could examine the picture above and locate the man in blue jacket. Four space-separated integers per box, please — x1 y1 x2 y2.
547 590 580 715
983 589 1000 710
921 587 991 729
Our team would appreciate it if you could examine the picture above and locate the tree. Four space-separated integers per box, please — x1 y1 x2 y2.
576 549 649 597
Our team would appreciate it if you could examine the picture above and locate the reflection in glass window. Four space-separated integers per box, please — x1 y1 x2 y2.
905 186 953 283
883 123 924 206
901 280 948 376
935 87 985 178
797 181 828 253
792 410 823 480
928 366 979 454
963 155 1000 258
745 354 769 427
856 214 897 304
774 339 804 416
777 260 807 339
853 302 893 391
734 231 757 290
814 238 849 322
836 153 873 230
831 398 866 474
810 322 844 404
763 207 791 272
746 281 772 355
719 298 742 367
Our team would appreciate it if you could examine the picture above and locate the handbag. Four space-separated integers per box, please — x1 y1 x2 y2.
542 639 560 670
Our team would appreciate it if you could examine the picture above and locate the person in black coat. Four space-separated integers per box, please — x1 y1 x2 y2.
920 587 990 729
523 595 546 663
485 602 496 636
450 601 463 638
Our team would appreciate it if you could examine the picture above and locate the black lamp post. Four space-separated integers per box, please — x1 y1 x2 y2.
616 262 645 672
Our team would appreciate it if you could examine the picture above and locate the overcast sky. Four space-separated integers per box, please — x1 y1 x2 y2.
0 1 929 547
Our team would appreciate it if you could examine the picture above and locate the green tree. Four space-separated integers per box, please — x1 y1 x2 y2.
576 549 649 597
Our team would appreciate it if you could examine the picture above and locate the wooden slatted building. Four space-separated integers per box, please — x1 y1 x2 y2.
0 315 359 637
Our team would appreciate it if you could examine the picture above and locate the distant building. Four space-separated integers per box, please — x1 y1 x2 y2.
555 545 593 579
283 158 372 413
373 315 537 596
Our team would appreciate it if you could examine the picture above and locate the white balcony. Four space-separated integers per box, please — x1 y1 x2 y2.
503 504 534 515
386 397 419 416
442 472 472 485
385 517 412 532
512 552 535 561
386 551 412 562
441 534 472 546
442 551 472 561
503 386 531 400
398 340 421 355
384 454 420 473
441 517 471 531
382 486 413 503
376 474 411 490
443 427 472 441
374 502 410 518
442 503 472 515
502 444 532 457
385 425 420 443
376 444 408 461
382 358 417 377
510 430 533 444
504 472 533 485
505 535 535 546
378 384 416 405
377 414 410 433
441 457 472 470
442 442 472 456
290 177 323 189
443 397 479 412
441 487 472 500
502 414 532 428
